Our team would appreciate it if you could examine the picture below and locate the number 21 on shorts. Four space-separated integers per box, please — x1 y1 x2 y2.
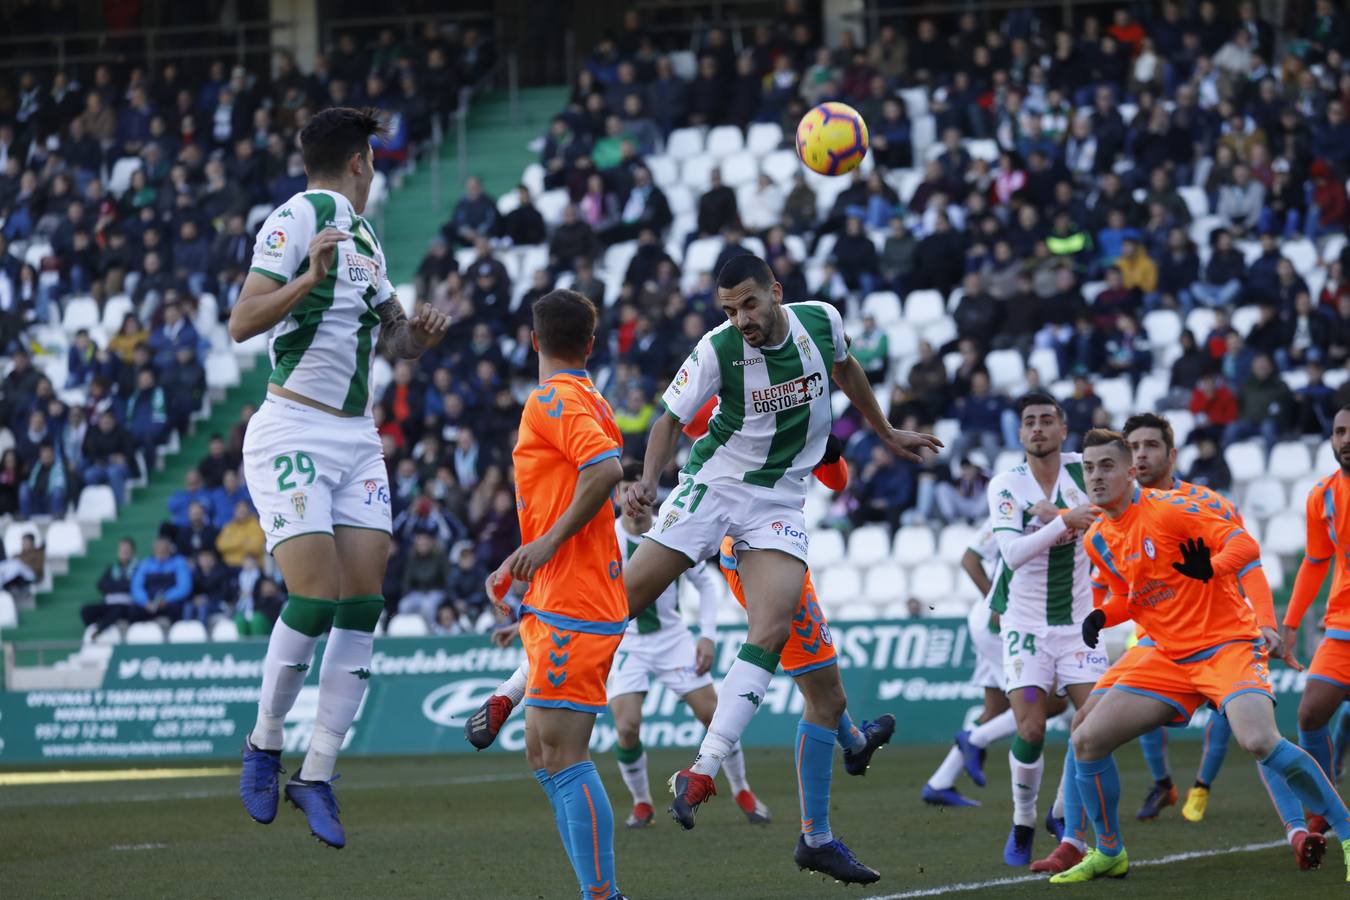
1006 629 1036 657
274 451 317 491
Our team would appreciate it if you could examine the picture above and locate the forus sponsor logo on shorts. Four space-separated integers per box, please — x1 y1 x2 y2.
1074 650 1108 668
751 372 824 414
769 520 808 550
363 479 390 508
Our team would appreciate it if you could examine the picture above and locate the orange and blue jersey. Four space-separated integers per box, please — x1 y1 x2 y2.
511 370 626 630
1286 469 1350 637
1083 486 1261 662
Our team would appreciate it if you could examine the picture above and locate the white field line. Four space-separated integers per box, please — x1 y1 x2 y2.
862 840 1288 899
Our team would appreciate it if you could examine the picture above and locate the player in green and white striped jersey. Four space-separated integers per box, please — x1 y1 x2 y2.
986 392 1105 867
232 108 450 848
619 254 941 828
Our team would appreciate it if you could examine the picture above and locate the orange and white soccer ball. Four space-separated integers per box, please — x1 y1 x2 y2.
795 101 869 176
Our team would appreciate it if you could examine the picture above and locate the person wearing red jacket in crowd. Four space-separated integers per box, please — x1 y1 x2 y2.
1189 370 1238 444
1311 159 1348 238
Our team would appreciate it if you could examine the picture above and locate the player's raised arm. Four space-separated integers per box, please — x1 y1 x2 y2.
229 226 348 342
374 298 451 360
625 412 682 518
831 350 942 462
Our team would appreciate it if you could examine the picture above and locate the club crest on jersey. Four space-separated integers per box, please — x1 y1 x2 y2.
661 509 680 531
797 334 812 359
1143 537 1156 560
291 491 306 519
751 372 824 413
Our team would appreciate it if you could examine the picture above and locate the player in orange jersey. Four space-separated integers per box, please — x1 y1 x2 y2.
1033 414 1314 875
1049 428 1350 885
498 289 628 900
1282 404 1350 838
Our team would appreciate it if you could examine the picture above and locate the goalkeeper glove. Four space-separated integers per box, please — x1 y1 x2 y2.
1082 609 1106 649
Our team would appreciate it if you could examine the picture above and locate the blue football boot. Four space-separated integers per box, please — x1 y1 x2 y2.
954 729 987 787
921 784 981 807
842 714 896 776
284 774 345 848
239 737 284 824
794 835 881 884
1003 823 1035 867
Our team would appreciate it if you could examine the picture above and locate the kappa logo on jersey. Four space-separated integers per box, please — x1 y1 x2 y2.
277 208 293 219
731 356 764 367
750 372 825 413
1143 537 1156 559
262 229 286 257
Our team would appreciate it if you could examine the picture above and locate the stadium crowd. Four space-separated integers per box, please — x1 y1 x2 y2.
4 2 1350 636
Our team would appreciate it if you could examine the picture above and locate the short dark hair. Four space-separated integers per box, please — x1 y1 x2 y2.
532 289 597 360
1083 428 1129 457
1015 390 1064 419
715 253 774 292
1123 413 1175 451
300 107 388 178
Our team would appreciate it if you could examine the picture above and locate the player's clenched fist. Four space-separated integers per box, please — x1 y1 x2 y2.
305 227 348 284
623 479 657 518
408 303 451 351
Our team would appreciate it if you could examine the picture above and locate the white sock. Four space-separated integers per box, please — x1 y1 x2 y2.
969 709 1018 749
1287 826 1308 846
722 741 750 794
803 830 834 848
251 619 320 751
1052 770 1066 819
691 656 774 778
1009 750 1044 828
617 749 652 806
926 745 967 791
300 627 374 782
497 662 528 706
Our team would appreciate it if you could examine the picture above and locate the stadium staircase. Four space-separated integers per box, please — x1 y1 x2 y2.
383 87 568 283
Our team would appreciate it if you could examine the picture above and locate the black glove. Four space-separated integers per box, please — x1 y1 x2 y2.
1171 537 1213 583
1081 609 1106 649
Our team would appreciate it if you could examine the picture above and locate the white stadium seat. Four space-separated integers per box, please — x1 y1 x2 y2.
1242 478 1287 520
205 353 241 391
848 525 891 567
862 291 902 327
1290 475 1321 511
646 154 678 189
1185 308 1217 341
0 590 17 629
1028 347 1060 384
680 155 716 192
44 520 85 558
4 522 41 558
1261 554 1286 590
61 296 100 334
1231 305 1261 338
168 620 209 643
903 290 945 327
863 564 907 603
985 349 1026 394
1094 378 1133 418
821 565 863 599
125 621 165 644
1178 186 1210 219
666 127 705 161
85 624 123 645
938 524 977 564
1224 442 1266 483
931 599 971 617
211 618 240 642
921 316 958 349
1284 239 1318 276
534 189 569 226
386 613 430 637
705 125 745 158
886 322 919 359
1268 442 1313 481
720 151 759 188
910 561 955 602
761 148 800 185
834 602 874 621
1142 310 1182 348
1318 442 1338 474
807 529 846 570
1263 512 1306 556
893 525 937 568
746 122 783 155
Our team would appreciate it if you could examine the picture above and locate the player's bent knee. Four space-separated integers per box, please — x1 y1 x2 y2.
746 621 789 654
1235 729 1280 759
615 722 642 748
1070 726 1104 761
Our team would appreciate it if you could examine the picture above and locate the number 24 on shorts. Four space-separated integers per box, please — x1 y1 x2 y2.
1006 629 1036 657
274 451 317 491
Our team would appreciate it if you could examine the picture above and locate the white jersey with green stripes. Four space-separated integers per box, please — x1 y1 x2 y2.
986 453 1092 631
661 300 848 501
617 517 719 639
249 188 395 416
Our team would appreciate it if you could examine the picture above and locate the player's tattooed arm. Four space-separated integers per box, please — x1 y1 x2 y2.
375 298 451 359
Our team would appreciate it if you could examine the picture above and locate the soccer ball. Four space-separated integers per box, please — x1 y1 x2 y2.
795 101 869 176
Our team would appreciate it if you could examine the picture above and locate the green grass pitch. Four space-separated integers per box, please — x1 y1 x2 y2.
0 743 1332 898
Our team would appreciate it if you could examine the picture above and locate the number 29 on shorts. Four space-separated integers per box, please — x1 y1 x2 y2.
274 451 317 491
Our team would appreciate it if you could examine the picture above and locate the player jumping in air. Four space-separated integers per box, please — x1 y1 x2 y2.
985 392 1105 866
234 107 450 848
620 254 939 835
1052 428 1350 884
1282 405 1350 840
1033 413 1311 874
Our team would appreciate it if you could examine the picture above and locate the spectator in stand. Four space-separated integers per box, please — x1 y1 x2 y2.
210 469 251 529
1186 434 1233 493
935 457 990 524
1216 163 1265 237
1224 352 1292 452
1062 375 1104 450
81 410 137 506
497 185 546 247
0 449 19 516
1296 356 1338 435
19 443 66 517
950 370 1006 465
130 534 193 622
850 315 889 385
444 175 497 246
400 527 451 623
602 164 671 245
184 548 232 626
1189 370 1239 445
832 215 879 295
850 444 916 530
124 366 167 460
168 469 212 527
163 345 206 436
548 204 597 274
446 539 489 628
1103 312 1153 386
693 167 739 244
171 501 218 558
80 538 141 637
1169 330 1209 406
216 499 265 569
1193 228 1246 308
197 434 238 490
